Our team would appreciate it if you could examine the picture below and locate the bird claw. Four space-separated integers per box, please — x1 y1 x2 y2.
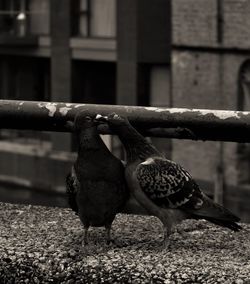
111 239 126 248
162 238 171 250
81 239 88 247
106 238 113 246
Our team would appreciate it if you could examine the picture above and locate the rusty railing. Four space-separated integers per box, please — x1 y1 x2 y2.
0 100 249 142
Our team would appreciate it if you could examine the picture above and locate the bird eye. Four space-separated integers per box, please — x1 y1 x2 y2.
85 116 92 121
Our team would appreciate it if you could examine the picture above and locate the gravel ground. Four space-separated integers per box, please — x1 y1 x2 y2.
0 202 249 284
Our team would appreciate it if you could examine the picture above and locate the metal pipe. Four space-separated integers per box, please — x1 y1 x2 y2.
0 99 250 142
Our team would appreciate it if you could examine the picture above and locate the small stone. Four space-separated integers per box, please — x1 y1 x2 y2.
8 250 15 255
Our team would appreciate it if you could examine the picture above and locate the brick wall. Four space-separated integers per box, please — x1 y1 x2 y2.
172 0 218 47
172 0 250 190
223 0 250 48
220 54 250 186
173 0 250 49
171 50 250 187
171 0 250 219
172 51 222 108
150 65 172 155
172 51 221 186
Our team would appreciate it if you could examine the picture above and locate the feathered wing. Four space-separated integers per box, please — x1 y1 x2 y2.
135 157 198 209
135 157 242 231
66 167 79 215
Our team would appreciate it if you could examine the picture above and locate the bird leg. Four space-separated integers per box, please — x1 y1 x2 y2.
82 226 89 246
161 209 188 248
129 179 172 247
105 224 112 245
161 216 173 249
128 175 185 248
163 225 171 248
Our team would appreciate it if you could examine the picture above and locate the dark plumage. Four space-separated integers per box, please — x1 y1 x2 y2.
97 113 242 247
66 112 128 245
66 169 79 215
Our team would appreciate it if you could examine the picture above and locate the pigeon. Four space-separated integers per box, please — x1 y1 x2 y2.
66 112 128 245
96 113 242 247
66 168 79 215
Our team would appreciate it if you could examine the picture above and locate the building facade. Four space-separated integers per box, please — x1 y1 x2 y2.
172 0 250 220
0 0 249 220
0 0 171 206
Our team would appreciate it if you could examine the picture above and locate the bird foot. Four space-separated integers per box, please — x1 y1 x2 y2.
110 239 126 248
104 238 120 247
173 227 190 239
105 238 113 246
162 238 171 250
81 240 88 247
172 227 182 237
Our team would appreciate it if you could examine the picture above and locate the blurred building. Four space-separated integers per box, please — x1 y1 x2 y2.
0 0 170 207
0 0 249 221
172 0 250 221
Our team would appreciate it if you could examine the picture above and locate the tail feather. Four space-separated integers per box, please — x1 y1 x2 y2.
187 193 242 231
205 217 242 231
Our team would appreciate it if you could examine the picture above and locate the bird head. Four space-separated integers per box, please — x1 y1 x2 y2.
74 111 97 131
95 113 129 129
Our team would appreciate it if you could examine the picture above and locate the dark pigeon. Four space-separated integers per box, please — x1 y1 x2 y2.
66 112 128 245
97 113 242 247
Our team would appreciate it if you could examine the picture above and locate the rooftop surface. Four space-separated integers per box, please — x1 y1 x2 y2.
0 202 249 283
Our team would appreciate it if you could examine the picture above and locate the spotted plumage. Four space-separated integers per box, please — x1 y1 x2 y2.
97 113 242 248
136 157 201 209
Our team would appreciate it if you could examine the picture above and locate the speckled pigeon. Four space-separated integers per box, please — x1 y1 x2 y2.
66 112 128 245
96 113 242 247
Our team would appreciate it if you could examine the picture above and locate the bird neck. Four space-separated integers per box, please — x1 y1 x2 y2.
78 128 105 151
115 124 160 163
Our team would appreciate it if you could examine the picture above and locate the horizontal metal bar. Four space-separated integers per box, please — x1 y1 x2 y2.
0 100 250 142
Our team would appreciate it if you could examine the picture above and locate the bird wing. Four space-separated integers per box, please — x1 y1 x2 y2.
135 157 241 226
135 157 202 210
66 166 80 215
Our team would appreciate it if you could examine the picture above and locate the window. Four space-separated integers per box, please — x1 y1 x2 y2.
90 0 116 37
29 0 50 35
71 0 116 38
0 56 50 142
0 0 49 36
237 60 250 185
79 0 89 36
71 60 116 152
72 0 90 37
0 0 17 35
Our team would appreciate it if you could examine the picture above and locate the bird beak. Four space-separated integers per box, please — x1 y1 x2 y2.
93 114 108 124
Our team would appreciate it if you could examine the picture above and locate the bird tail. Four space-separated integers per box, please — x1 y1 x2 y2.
204 217 242 231
188 193 242 232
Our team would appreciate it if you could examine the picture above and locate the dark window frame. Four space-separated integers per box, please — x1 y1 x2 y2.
71 0 91 37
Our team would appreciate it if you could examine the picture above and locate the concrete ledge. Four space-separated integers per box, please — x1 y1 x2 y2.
0 202 249 283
